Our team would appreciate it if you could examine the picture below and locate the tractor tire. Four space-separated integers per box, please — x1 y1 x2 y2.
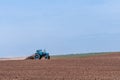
48 56 50 60
34 53 40 60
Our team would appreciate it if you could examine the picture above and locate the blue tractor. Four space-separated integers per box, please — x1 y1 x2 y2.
34 49 50 60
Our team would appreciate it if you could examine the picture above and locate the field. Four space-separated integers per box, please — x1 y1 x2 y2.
0 52 120 80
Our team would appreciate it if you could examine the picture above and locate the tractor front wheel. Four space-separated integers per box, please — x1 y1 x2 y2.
48 56 50 60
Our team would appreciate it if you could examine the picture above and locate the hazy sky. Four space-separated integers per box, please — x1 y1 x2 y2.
0 0 120 57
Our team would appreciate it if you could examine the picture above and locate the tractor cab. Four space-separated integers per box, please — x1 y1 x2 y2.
36 49 43 55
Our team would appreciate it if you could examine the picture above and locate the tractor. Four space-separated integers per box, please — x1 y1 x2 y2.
34 49 50 60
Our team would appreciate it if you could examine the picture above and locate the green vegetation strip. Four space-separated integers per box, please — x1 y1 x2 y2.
51 52 113 59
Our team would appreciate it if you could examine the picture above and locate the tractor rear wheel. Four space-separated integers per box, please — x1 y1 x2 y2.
34 53 40 60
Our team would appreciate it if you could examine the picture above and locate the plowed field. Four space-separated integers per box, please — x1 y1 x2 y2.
0 53 120 80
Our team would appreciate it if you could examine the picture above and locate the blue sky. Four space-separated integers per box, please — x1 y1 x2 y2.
0 0 120 57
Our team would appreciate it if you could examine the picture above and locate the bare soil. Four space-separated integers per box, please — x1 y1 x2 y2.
0 53 120 80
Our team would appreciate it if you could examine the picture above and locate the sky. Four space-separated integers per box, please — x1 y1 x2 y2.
0 0 120 57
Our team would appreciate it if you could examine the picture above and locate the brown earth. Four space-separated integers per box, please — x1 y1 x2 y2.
0 53 120 80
